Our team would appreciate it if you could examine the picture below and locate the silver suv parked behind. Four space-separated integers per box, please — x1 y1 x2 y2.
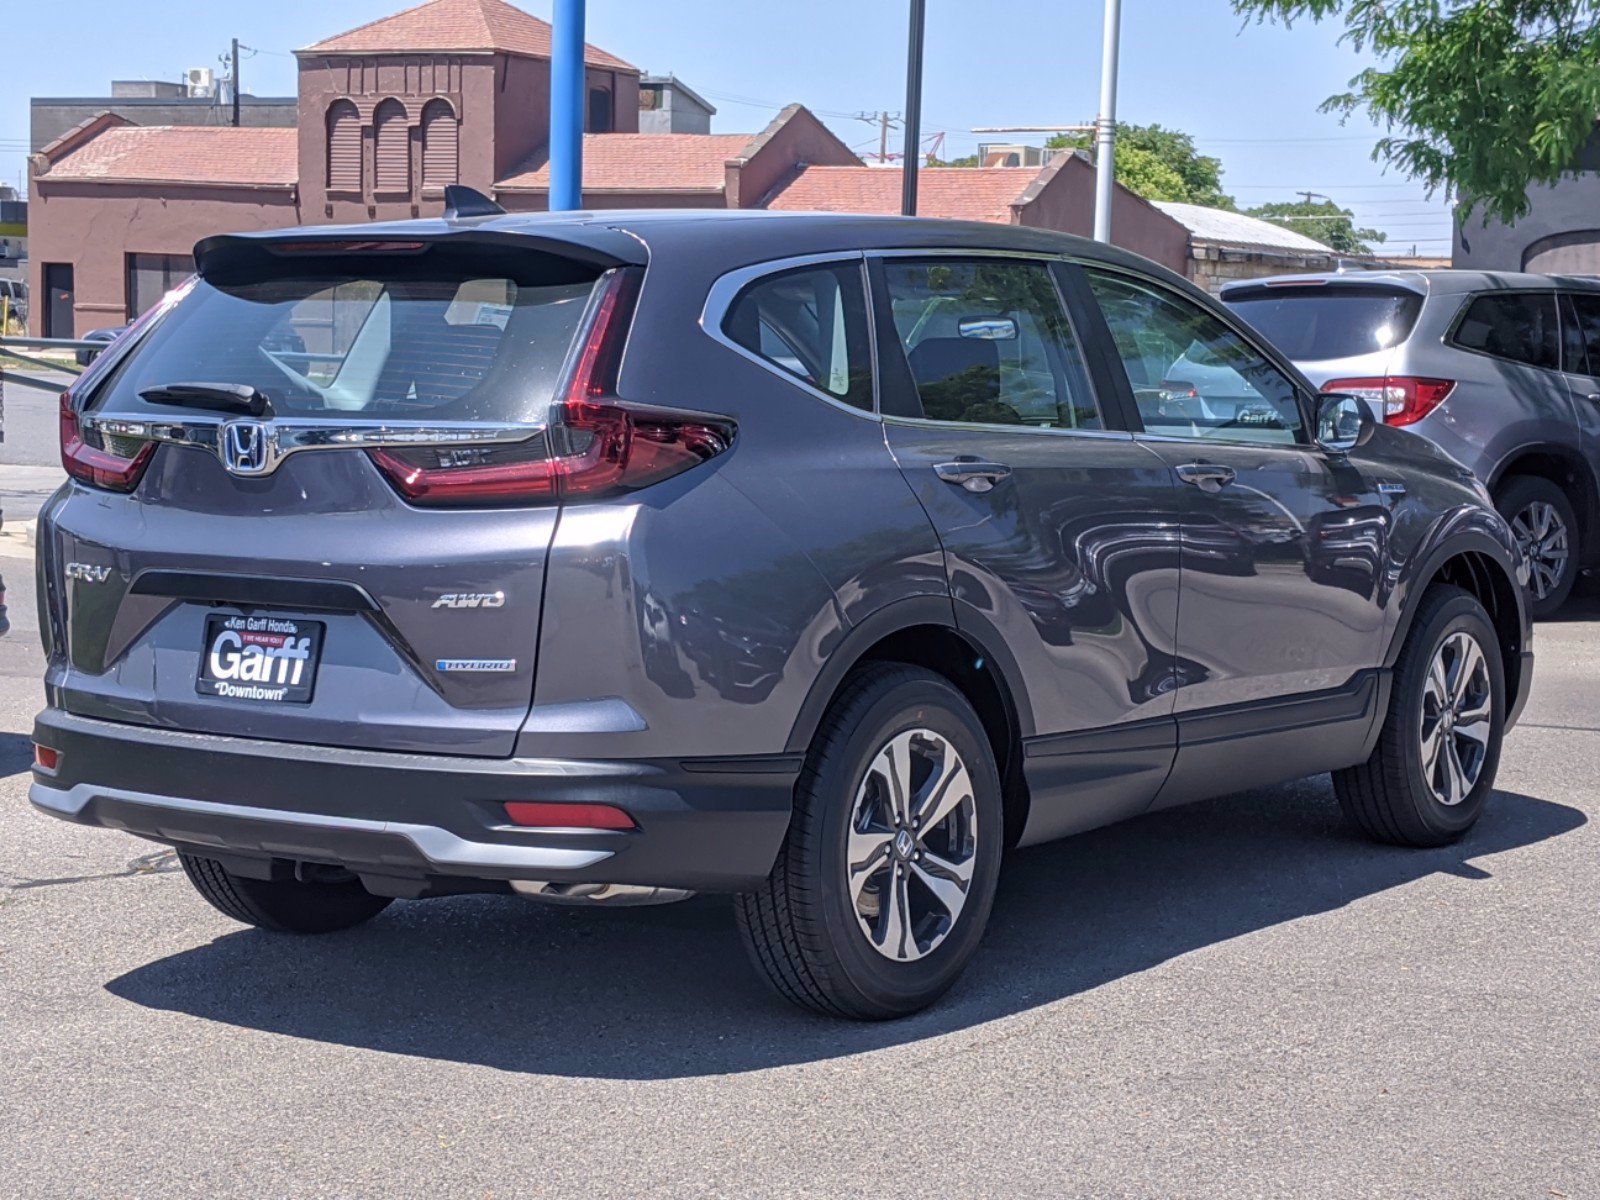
1222 271 1600 616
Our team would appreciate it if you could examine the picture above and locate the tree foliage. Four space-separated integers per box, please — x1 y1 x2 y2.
1245 197 1388 253
1231 0 1600 224
1048 123 1236 207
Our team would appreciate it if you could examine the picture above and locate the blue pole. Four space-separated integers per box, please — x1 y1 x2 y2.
549 0 585 211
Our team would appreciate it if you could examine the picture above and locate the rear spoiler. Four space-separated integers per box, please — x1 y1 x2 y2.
194 221 647 278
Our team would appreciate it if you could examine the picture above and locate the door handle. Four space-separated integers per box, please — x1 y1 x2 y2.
1174 462 1237 493
1585 393 1600 404
934 461 1012 494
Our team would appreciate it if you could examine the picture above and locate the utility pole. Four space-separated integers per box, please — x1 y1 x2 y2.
231 38 241 127
901 0 926 215
855 113 902 164
1093 0 1122 242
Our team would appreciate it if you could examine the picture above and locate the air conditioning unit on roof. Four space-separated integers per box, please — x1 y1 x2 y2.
186 68 216 98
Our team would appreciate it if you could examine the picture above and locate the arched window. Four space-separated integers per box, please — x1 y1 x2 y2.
421 99 459 189
326 100 362 192
374 99 411 193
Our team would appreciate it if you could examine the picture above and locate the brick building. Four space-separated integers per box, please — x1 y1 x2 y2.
27 0 1192 337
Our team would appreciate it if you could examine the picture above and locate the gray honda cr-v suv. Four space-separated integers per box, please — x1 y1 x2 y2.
31 203 1532 1018
1223 270 1600 617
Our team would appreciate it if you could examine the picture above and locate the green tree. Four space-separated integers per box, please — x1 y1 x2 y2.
1048 123 1235 207
1231 0 1600 224
1245 198 1387 254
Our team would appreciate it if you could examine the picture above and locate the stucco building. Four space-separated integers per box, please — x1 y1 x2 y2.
1453 130 1600 273
27 0 1194 337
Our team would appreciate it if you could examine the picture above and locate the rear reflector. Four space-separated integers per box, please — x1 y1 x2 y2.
60 391 156 492
1323 375 1456 428
502 802 637 831
33 744 60 772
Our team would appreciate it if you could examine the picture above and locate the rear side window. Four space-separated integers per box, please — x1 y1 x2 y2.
879 258 1100 430
722 262 873 411
1223 285 1422 361
91 247 601 423
1451 292 1561 370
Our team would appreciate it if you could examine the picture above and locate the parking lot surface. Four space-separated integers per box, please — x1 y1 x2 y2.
1 374 1596 1198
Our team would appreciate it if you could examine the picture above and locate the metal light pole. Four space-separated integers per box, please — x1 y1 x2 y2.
549 0 586 212
901 0 926 216
1093 0 1122 243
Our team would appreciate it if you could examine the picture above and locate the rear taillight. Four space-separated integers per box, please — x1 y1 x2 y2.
60 391 155 492
370 269 733 507
1324 376 1455 427
33 744 59 772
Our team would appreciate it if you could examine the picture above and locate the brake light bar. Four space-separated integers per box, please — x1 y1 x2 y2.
1323 376 1456 428
268 240 428 255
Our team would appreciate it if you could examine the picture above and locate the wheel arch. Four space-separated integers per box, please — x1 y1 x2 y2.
1488 444 1599 565
785 598 1036 847
1388 529 1529 720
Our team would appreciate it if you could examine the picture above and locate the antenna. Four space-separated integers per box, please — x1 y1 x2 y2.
443 186 506 220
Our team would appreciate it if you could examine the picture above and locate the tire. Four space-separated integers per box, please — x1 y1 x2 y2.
1496 475 1577 618
1333 585 1505 847
735 664 1004 1019
178 852 392 934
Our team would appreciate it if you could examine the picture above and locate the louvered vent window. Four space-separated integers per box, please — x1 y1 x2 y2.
374 100 410 193
326 100 362 192
421 100 459 188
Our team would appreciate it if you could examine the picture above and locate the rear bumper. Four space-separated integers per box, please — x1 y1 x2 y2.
30 709 798 894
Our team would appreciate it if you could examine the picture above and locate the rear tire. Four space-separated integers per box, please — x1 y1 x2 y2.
178 853 392 933
1333 585 1504 847
1496 475 1577 618
735 664 1004 1019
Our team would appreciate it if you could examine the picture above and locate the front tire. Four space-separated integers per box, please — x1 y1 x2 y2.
1333 585 1505 847
736 664 1004 1019
179 853 393 933
1496 475 1577 618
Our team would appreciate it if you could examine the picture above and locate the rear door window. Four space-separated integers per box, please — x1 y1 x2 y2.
877 258 1101 430
1223 284 1423 361
91 248 601 424
722 261 873 411
1451 292 1561 371
1567 292 1600 376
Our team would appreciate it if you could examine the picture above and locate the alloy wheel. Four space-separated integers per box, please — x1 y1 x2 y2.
1509 499 1570 602
1419 631 1493 807
846 728 978 962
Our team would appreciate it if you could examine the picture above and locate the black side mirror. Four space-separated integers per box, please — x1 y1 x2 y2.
1316 392 1375 453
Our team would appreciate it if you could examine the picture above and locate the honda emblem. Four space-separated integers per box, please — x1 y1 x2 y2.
221 421 270 476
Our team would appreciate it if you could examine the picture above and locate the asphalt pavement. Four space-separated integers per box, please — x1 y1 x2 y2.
0 379 1595 1197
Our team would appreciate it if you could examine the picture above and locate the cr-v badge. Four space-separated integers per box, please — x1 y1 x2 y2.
65 563 113 584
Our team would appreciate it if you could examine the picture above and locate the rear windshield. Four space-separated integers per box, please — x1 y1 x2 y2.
91 247 600 424
1222 284 1423 362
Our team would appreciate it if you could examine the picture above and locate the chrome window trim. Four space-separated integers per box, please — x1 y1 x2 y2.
699 251 882 422
80 413 542 477
1075 259 1319 449
881 414 1134 442
868 249 1112 436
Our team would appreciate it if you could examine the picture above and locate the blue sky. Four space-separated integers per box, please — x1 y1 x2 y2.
0 0 1454 254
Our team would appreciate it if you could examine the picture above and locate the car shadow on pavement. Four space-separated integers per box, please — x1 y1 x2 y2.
106 778 1583 1079
0 732 35 779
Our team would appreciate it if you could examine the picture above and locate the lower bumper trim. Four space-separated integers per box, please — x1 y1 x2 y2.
30 780 612 872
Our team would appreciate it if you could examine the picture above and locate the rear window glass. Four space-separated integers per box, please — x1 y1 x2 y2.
91 251 600 424
1451 292 1561 370
1223 285 1423 361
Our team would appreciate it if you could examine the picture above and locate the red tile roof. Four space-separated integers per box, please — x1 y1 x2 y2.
768 165 1039 223
40 126 298 188
498 133 755 192
303 0 635 70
